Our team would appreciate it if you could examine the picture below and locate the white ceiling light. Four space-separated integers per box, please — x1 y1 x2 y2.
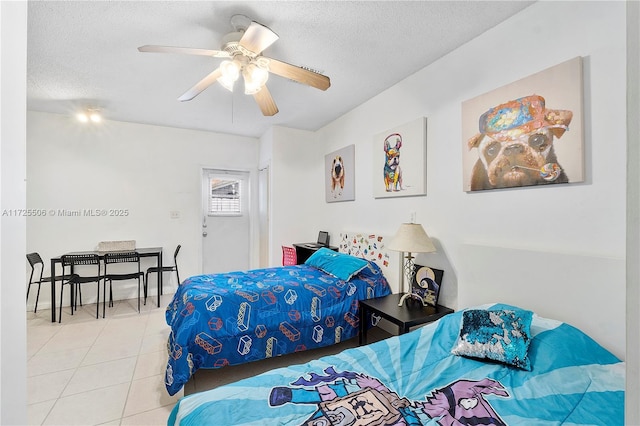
76 107 102 124
243 61 269 95
217 60 241 92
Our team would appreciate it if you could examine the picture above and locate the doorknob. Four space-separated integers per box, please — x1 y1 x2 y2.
202 231 208 237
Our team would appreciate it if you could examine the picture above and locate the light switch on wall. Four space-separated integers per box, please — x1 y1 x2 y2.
170 211 180 219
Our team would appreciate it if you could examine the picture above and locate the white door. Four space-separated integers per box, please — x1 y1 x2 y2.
202 169 250 274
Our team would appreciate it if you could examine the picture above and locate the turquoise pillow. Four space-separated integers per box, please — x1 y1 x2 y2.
451 308 533 370
304 248 369 281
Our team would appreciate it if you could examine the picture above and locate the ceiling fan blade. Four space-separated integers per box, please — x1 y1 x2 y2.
239 21 279 55
178 68 223 101
266 58 330 91
138 45 230 58
253 85 279 116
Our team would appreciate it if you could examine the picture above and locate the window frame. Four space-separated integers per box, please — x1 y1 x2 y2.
207 176 242 217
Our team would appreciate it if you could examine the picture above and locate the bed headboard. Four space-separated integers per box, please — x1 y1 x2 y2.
339 232 401 292
459 243 625 359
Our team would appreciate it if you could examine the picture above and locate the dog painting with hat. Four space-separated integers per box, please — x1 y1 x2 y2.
467 94 573 191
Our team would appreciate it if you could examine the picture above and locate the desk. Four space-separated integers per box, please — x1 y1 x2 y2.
292 243 339 264
49 247 163 322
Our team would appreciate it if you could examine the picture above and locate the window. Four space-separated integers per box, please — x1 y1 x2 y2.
208 177 241 216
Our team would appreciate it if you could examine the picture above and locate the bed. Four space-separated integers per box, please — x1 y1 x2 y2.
164 240 394 396
167 303 624 425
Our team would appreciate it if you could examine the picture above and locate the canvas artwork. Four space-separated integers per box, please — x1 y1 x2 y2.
373 117 427 198
462 57 584 192
325 144 355 202
411 265 444 307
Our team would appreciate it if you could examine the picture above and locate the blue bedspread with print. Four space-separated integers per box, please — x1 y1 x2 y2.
164 262 390 395
168 303 624 425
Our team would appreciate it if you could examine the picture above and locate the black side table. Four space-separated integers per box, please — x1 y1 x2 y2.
359 293 454 345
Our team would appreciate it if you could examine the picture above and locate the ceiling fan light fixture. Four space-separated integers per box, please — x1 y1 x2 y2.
217 59 240 91
138 14 330 116
243 62 269 95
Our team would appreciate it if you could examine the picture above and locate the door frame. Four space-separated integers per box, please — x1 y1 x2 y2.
199 166 258 274
258 161 271 268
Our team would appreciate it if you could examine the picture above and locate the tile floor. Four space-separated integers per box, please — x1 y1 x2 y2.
27 295 178 426
27 295 392 425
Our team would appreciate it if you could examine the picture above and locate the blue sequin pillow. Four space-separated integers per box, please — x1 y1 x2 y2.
451 308 533 370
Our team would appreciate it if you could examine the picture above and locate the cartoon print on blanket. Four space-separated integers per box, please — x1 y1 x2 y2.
269 367 509 425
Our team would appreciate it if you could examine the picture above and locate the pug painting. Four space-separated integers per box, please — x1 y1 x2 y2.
467 95 573 191
383 133 403 192
330 155 345 197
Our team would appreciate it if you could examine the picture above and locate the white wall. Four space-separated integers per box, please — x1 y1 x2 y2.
268 2 627 359
1 1 28 423
16 0 636 421
265 125 321 265
626 0 640 422
26 112 259 309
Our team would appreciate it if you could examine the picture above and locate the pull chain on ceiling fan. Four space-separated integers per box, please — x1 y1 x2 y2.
138 14 331 116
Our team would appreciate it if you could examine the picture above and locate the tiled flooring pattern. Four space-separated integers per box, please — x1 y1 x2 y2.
27 295 178 425
27 296 392 425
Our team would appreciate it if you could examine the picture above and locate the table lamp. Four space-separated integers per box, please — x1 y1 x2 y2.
388 223 436 307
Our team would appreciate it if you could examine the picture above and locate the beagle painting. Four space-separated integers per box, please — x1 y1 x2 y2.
325 145 355 202
331 155 345 197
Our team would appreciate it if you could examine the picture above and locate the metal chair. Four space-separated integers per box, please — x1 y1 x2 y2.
145 244 181 304
103 251 145 317
60 254 102 322
26 252 75 313
282 246 297 266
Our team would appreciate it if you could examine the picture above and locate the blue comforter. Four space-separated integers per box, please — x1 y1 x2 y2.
168 303 624 425
164 262 390 395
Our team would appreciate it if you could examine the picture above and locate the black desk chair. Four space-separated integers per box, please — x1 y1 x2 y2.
26 252 75 313
103 251 145 317
145 244 181 305
60 254 101 322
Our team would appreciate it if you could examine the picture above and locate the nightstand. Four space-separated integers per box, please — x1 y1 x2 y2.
359 293 454 345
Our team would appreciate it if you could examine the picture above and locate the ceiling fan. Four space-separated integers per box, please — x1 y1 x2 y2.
138 14 331 116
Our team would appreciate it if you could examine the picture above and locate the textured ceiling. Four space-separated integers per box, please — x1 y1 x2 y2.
27 1 534 138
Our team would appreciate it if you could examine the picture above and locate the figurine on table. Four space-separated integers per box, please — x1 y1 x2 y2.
398 266 443 307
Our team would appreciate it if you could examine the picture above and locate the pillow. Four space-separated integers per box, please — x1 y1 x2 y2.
451 308 533 370
304 248 369 281
356 260 384 280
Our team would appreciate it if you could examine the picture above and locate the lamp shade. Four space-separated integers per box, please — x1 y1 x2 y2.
243 62 269 95
388 223 436 253
217 60 240 91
